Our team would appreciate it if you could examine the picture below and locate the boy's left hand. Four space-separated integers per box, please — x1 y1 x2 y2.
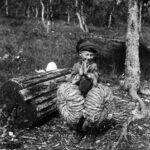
87 73 98 86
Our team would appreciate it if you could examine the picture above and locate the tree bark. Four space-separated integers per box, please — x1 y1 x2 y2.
48 0 53 24
35 7 38 18
124 0 147 113
139 0 143 32
67 5 70 24
108 9 114 28
0 69 71 128
27 6 30 18
40 0 45 24
124 0 140 95
5 0 8 16
108 0 121 28
75 0 89 33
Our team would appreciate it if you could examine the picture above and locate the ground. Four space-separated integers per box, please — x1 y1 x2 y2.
0 17 150 150
0 83 150 150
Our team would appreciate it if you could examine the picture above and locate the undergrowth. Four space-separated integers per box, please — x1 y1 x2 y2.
0 17 150 87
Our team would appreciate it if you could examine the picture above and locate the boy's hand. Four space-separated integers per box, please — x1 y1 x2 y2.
87 73 98 86
79 64 83 75
83 61 90 74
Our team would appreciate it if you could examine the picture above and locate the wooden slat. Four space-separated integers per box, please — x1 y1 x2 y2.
37 102 57 117
34 91 56 105
22 69 71 88
19 75 66 101
11 68 71 88
36 98 56 112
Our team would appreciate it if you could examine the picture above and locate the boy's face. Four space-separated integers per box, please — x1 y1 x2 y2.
79 51 94 63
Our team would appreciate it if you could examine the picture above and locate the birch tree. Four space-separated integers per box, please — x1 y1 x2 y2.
124 0 141 102
108 0 122 28
40 0 45 24
75 0 89 32
5 0 8 16
112 1 150 149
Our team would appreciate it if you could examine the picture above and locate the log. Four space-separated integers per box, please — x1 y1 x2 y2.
0 68 71 128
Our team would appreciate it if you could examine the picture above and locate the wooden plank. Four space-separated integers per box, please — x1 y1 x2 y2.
11 68 71 88
19 75 66 101
34 91 56 105
37 102 57 117
22 69 71 88
36 98 56 112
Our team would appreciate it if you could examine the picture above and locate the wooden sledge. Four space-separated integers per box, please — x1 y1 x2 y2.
0 68 71 128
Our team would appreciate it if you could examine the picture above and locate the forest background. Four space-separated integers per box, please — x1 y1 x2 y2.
0 0 150 150
0 0 150 84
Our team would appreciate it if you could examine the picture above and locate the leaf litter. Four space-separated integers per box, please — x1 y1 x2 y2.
0 83 150 150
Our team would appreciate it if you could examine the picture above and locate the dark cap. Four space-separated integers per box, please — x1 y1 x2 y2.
76 39 100 54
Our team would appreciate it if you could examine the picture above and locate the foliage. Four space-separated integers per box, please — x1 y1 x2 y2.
0 0 149 27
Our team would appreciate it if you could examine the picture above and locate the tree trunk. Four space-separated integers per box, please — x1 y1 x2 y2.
27 6 30 18
35 7 38 18
67 5 70 24
124 0 141 99
139 0 143 32
75 0 88 33
15 3 22 17
46 5 49 20
108 10 114 28
108 0 122 28
80 1 89 32
31 7 35 16
107 0 115 28
40 0 45 24
76 12 85 31
5 0 8 16
0 69 71 128
111 2 150 147
49 0 53 24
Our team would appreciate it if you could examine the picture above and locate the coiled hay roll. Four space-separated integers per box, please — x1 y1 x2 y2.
84 83 114 123
57 82 84 124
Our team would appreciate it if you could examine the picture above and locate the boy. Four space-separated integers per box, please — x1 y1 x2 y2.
57 39 115 144
57 39 100 143
70 39 99 97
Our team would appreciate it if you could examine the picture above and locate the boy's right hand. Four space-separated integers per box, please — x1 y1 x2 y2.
83 61 90 74
79 64 84 75
79 62 90 75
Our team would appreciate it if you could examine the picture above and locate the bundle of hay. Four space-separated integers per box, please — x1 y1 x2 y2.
57 82 84 124
57 82 114 127
84 84 114 124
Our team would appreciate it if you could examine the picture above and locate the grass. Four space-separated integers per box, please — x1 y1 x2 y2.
0 18 80 84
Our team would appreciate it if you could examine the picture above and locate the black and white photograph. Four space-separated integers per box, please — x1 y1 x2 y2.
0 0 150 150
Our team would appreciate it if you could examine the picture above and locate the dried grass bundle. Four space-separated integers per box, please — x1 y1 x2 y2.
57 82 114 126
57 83 84 124
84 84 114 123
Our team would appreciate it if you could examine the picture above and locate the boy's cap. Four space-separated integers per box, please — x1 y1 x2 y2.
76 39 100 54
